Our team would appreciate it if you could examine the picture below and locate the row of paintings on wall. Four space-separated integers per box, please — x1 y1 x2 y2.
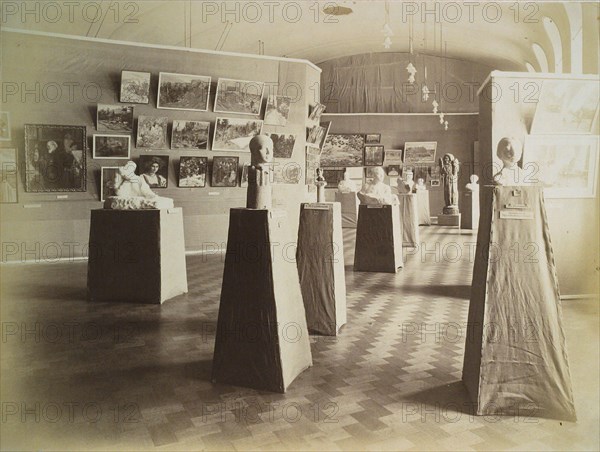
320 134 438 168
120 71 295 124
100 155 303 200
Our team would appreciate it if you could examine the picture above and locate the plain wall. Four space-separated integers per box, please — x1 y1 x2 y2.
0 30 318 260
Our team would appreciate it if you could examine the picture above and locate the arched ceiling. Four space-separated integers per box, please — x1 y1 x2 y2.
1 1 581 70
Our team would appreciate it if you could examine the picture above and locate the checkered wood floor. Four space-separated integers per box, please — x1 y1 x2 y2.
1 226 598 451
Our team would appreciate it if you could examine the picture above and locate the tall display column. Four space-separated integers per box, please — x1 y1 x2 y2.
354 204 403 273
462 186 576 420
297 202 347 335
212 208 313 393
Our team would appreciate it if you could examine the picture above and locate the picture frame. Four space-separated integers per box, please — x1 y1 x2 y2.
308 102 326 122
214 78 264 115
322 168 346 189
270 133 297 158
365 133 381 144
386 165 401 177
24 124 86 192
136 116 169 148
211 156 239 187
403 141 437 164
138 155 169 188
264 95 291 126
384 149 403 165
319 121 332 151
212 117 263 152
306 125 327 149
120 71 151 104
523 135 599 198
179 156 208 188
171 120 210 150
430 179 441 187
320 133 364 167
531 79 599 135
93 134 131 159
157 72 211 111
100 166 119 202
0 111 11 141
97 104 134 133
0 148 18 203
364 144 385 166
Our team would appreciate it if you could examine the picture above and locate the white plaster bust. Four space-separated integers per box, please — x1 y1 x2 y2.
466 174 480 191
337 171 358 193
416 178 427 191
493 137 532 186
357 167 399 205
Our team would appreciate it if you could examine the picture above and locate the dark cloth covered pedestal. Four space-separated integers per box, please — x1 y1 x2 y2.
212 208 312 393
354 204 403 273
87 208 188 304
297 202 347 336
462 186 576 421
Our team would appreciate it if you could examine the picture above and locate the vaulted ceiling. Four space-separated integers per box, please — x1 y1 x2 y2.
2 1 596 71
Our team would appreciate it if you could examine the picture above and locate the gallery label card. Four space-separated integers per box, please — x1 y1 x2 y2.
500 210 534 220
305 203 331 210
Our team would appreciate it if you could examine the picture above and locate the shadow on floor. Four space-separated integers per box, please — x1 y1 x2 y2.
405 381 476 415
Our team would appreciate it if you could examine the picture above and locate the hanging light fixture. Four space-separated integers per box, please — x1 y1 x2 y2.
406 11 416 83
381 1 393 49
443 40 449 130
432 99 439 113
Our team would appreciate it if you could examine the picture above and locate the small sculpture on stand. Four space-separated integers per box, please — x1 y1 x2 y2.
397 169 415 194
439 153 460 214
416 178 427 191
357 167 399 205
315 168 327 202
104 160 173 210
493 137 531 186
466 174 480 191
246 134 273 209
337 171 358 193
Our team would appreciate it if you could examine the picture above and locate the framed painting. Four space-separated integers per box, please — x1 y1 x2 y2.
305 147 320 185
157 72 211 111
386 165 401 177
100 167 119 202
384 149 403 165
270 133 296 158
120 71 151 104
523 135 599 198
531 79 599 135
211 156 239 187
138 155 169 188
404 142 437 164
24 124 86 192
0 148 18 203
320 133 364 167
97 104 134 133
364 144 385 166
214 78 264 115
212 117 263 152
171 120 210 150
365 133 381 144
0 111 11 141
136 116 169 148
179 156 208 188
264 95 291 126
93 134 131 159
306 125 326 149
308 102 326 122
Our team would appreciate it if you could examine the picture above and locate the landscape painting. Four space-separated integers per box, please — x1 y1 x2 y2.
179 156 208 188
120 71 151 104
157 73 211 111
93 134 130 159
214 78 264 115
320 133 364 167
212 117 263 152
136 116 169 148
403 142 437 164
211 156 239 187
97 104 134 133
171 120 210 150
264 95 291 126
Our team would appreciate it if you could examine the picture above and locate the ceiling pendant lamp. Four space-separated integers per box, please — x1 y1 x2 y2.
432 99 439 114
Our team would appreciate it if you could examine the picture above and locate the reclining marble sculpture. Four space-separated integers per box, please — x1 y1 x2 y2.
357 166 399 205
493 137 531 186
246 134 273 209
104 160 174 210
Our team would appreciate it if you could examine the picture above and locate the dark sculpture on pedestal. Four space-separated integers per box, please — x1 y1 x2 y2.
439 153 460 214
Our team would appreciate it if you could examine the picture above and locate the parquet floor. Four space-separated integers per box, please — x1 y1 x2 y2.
1 226 598 451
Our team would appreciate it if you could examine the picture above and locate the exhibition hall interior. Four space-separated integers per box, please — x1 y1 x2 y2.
1 1 599 450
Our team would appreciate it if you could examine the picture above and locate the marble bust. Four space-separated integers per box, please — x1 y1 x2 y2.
246 134 273 209
397 169 415 194
357 167 399 205
466 174 480 191
104 161 173 210
416 178 427 191
493 137 531 186
337 171 358 193
315 168 327 202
